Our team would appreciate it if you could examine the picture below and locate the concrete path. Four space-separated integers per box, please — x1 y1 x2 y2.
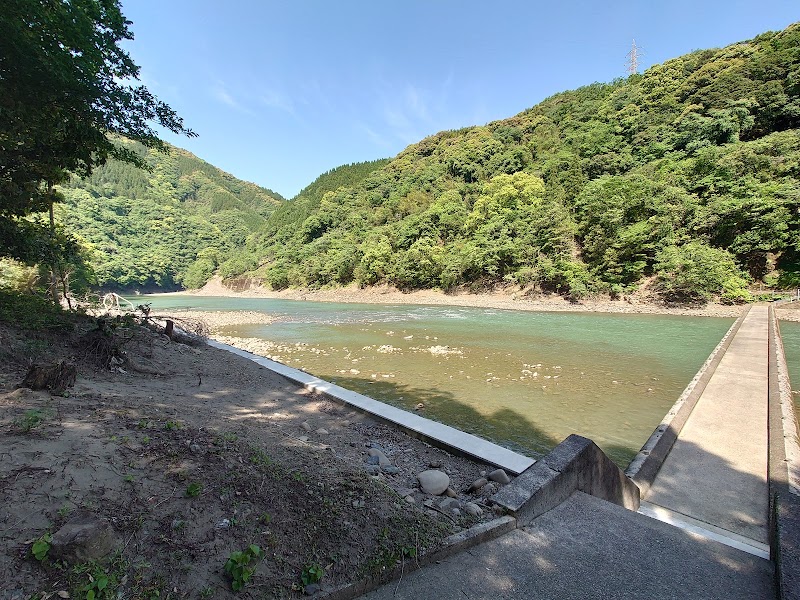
645 305 770 545
361 492 774 600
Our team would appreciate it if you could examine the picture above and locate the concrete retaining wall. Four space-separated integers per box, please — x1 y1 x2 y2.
492 434 640 526
769 306 800 600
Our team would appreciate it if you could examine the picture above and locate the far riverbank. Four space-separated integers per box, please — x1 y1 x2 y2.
163 277 746 319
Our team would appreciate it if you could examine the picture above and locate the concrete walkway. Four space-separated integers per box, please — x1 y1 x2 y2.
644 305 770 547
361 492 774 600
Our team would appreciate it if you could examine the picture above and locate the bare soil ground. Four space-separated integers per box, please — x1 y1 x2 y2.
776 301 800 322
0 315 502 600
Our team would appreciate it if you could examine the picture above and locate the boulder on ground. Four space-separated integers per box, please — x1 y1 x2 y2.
488 468 512 484
418 470 450 495
50 512 119 564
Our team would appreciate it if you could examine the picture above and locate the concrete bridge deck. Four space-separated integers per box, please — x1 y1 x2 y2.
643 304 770 553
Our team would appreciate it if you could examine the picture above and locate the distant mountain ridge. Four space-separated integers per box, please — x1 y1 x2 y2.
57 139 285 290
61 23 800 303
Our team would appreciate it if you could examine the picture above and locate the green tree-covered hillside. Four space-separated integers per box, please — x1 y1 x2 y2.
244 23 800 303
57 139 284 290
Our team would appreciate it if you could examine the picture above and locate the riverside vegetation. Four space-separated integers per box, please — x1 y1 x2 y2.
22 22 800 306
0 297 511 598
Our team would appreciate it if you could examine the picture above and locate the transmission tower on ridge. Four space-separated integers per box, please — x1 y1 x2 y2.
626 39 643 75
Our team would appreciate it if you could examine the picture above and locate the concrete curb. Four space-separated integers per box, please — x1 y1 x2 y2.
769 307 800 600
491 434 640 526
320 516 518 600
625 306 750 494
205 339 535 475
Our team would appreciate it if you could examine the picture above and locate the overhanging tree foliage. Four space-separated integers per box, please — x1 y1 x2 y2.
0 0 195 265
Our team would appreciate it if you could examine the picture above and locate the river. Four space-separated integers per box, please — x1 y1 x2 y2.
134 295 734 466
779 320 800 410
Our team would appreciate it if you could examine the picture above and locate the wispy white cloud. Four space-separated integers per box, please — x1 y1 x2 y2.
367 73 456 147
358 123 394 149
259 89 296 115
211 82 256 116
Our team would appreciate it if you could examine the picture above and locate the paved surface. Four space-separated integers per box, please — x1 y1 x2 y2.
361 492 774 600
645 305 770 544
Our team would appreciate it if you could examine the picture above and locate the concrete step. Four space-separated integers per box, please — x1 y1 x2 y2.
360 492 774 600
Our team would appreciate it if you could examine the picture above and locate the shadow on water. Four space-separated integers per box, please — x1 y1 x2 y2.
328 374 637 467
329 375 558 459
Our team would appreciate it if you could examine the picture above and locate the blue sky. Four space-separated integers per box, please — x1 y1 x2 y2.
121 1 798 198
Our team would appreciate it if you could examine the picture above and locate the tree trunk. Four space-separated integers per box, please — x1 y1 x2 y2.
48 192 59 305
48 186 72 310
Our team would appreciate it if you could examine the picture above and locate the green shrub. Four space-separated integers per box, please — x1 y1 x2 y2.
224 544 265 591
0 289 73 330
654 243 749 304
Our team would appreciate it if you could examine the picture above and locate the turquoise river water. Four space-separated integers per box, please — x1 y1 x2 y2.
135 295 735 466
779 320 800 408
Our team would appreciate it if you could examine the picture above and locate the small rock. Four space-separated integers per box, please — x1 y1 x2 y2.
414 403 424 411
418 470 450 495
50 513 119 564
189 443 201 454
465 502 483 517
451 508 461 517
429 460 442 469
298 435 309 442
315 428 329 435
488 469 511 484
466 478 488 493
405 495 416 504
479 470 487 477
215 518 231 529
382 466 401 475
439 498 460 511
304 583 321 595
300 422 312 432
445 487 458 498
367 448 391 466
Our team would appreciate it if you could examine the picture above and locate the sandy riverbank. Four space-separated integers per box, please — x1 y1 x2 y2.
172 277 746 319
0 315 502 597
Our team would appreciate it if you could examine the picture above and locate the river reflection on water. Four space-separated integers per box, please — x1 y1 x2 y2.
136 295 734 467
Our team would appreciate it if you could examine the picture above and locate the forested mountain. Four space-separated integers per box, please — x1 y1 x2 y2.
255 159 391 246
235 23 800 303
56 139 285 290
55 24 800 302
